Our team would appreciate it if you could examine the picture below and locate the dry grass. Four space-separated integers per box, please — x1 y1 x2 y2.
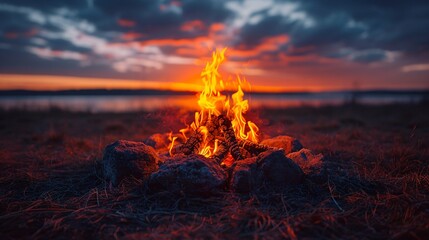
0 103 428 239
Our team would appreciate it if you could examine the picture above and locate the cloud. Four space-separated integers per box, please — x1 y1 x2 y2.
180 20 205 32
232 0 429 65
117 18 136 27
0 2 206 73
0 0 237 73
350 49 387 63
27 46 87 61
402 63 429 73
0 0 428 85
294 0 429 52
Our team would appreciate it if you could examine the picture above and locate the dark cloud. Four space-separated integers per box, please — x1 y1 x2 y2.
0 0 88 11
0 0 234 40
0 0 428 79
78 0 233 39
351 50 387 63
290 13 363 48
238 15 291 48
0 11 36 33
237 0 429 63
182 0 233 22
0 0 234 77
0 47 87 75
0 47 148 80
46 39 91 53
294 0 429 52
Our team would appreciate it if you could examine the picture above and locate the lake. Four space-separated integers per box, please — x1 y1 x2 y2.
0 92 425 112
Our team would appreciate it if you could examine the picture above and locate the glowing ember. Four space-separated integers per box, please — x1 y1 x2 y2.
169 48 259 160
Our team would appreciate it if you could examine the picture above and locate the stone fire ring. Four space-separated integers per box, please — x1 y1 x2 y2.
102 135 323 195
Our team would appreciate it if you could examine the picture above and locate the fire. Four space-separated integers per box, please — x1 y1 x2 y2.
168 132 177 156
170 48 259 158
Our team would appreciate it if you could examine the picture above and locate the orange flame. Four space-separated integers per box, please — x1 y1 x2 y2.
171 48 259 158
168 132 177 156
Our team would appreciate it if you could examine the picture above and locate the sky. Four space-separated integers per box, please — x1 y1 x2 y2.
0 0 428 92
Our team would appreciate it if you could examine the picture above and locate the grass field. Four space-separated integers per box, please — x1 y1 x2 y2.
0 102 428 239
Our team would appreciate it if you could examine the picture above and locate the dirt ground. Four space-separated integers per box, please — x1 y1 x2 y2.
0 102 428 239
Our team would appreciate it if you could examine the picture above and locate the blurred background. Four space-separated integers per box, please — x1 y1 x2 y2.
0 0 428 112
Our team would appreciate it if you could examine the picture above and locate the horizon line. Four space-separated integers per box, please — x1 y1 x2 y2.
1 74 428 94
1 88 428 97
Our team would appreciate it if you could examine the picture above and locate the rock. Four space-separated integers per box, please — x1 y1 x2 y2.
231 149 305 193
257 149 305 186
260 136 303 154
148 154 227 196
230 157 257 193
287 148 323 172
102 140 159 186
143 133 169 150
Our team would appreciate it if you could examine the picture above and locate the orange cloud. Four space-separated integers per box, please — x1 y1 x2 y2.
175 47 207 57
4 32 18 39
180 20 205 32
170 0 182 7
117 19 136 27
140 36 212 48
210 23 225 32
121 32 144 41
277 52 338 65
3 28 38 39
228 34 289 58
140 23 229 58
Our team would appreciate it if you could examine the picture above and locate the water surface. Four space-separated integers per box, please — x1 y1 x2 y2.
0 92 424 112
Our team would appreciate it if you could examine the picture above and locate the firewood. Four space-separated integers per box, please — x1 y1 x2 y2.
240 148 252 159
238 139 277 156
206 115 221 145
217 115 243 161
212 140 229 163
180 128 204 155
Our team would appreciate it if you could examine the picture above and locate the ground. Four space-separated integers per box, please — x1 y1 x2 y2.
0 103 428 239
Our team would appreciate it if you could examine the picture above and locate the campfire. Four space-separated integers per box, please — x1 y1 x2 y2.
102 49 323 194
168 48 274 167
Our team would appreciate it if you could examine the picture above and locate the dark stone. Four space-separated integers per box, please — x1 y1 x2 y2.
102 140 159 186
257 149 305 186
260 135 303 154
287 148 323 172
230 149 305 193
230 157 257 193
148 154 227 196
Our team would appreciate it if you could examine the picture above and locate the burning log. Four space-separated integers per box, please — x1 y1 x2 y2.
212 140 229 164
178 112 287 165
238 139 277 156
179 128 204 155
179 114 244 162
205 115 221 144
217 115 243 161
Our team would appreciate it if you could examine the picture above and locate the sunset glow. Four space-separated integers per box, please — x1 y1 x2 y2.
0 0 427 92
